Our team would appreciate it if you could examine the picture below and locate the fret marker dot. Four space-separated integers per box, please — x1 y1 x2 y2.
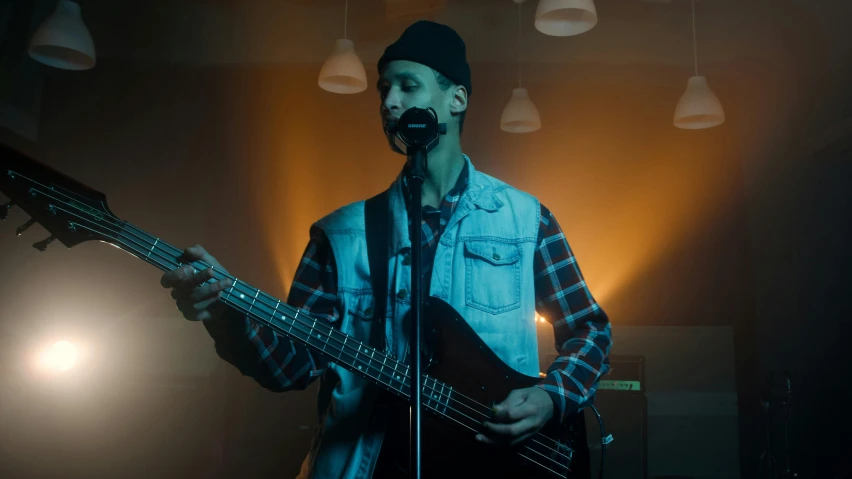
358 365 362 370
239 294 245 299
396 376 401 380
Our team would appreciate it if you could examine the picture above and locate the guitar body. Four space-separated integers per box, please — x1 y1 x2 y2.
374 297 589 479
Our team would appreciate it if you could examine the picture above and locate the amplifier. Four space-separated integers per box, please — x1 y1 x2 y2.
599 355 645 392
544 354 648 479
543 326 741 478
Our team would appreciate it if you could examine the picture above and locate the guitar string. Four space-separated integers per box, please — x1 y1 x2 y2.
68 216 570 475
25 179 573 470
20 177 573 469
110 214 574 467
63 210 570 477
16 172 568 448
16 175 574 469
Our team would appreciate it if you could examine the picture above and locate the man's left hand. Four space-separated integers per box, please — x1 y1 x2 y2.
476 386 554 447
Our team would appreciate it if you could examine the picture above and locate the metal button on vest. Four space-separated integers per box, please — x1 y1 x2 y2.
397 289 408 300
402 253 411 266
364 306 374 317
493 253 501 261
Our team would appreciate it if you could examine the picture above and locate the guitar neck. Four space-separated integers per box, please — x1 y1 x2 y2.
0 149 416 401
113 220 414 398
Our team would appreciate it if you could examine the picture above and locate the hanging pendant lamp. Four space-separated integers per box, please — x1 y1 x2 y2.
534 0 597 37
501 0 541 133
673 0 724 129
28 0 96 70
318 0 367 94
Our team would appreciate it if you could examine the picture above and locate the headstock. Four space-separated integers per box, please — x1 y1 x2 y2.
0 143 122 251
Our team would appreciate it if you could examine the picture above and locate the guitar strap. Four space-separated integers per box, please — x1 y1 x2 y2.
366 191 412 476
364 189 390 353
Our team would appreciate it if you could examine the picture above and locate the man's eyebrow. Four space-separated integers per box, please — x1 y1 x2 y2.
376 72 422 89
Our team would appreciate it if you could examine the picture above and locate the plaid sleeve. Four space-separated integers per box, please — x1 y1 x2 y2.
205 226 337 392
533 205 613 423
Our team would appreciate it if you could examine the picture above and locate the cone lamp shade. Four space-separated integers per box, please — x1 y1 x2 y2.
28 0 96 70
318 39 367 94
535 0 598 37
673 0 725 129
673 75 725 129
501 88 541 133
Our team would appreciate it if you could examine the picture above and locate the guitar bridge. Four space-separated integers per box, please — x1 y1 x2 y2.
551 441 574 467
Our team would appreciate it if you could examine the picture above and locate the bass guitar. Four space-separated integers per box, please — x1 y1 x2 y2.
0 143 584 478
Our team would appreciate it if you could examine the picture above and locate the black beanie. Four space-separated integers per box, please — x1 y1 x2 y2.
377 20 472 97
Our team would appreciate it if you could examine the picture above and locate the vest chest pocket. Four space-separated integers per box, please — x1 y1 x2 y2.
463 241 521 315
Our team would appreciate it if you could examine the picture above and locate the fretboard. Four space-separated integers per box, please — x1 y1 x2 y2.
107 220 452 415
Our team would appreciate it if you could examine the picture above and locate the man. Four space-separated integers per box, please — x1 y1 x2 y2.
160 21 611 479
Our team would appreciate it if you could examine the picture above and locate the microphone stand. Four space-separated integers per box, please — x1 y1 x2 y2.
388 106 446 479
407 148 425 479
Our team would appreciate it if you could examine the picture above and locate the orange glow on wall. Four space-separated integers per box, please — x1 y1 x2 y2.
228 65 743 320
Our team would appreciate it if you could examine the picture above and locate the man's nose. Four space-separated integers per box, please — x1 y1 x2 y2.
382 89 402 113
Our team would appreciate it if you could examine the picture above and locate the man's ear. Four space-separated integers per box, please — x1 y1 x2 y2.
449 85 468 115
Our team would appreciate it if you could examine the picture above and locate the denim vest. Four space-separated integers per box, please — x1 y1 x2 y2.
298 156 541 479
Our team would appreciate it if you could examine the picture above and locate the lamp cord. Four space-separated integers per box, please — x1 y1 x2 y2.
691 0 698 76
518 1 523 88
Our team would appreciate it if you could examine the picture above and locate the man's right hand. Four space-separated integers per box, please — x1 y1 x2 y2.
160 244 233 322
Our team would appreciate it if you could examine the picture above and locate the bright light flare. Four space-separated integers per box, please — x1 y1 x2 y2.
38 340 79 372
535 313 548 324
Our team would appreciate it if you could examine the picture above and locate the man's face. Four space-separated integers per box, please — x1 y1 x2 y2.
377 60 463 153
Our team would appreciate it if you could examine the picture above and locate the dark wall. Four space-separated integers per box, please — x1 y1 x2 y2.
748 128 852 479
0 57 761 478
740 6 852 476
3 0 851 476
10 9 852 472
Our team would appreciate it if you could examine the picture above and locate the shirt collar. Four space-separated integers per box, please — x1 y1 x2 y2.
401 158 470 211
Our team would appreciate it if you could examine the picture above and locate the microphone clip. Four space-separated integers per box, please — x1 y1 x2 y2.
387 107 447 158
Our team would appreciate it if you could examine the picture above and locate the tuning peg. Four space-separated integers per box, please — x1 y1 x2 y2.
32 235 55 252
16 218 36 236
0 201 13 220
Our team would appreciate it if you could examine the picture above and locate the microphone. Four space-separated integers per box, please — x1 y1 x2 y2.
385 107 448 157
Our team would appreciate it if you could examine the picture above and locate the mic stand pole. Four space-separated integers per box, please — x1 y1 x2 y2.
407 147 426 479
391 105 443 479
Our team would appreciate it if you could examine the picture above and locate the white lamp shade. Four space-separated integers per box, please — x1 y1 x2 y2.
318 39 367 94
500 88 542 133
673 75 725 129
535 0 598 37
28 0 95 70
